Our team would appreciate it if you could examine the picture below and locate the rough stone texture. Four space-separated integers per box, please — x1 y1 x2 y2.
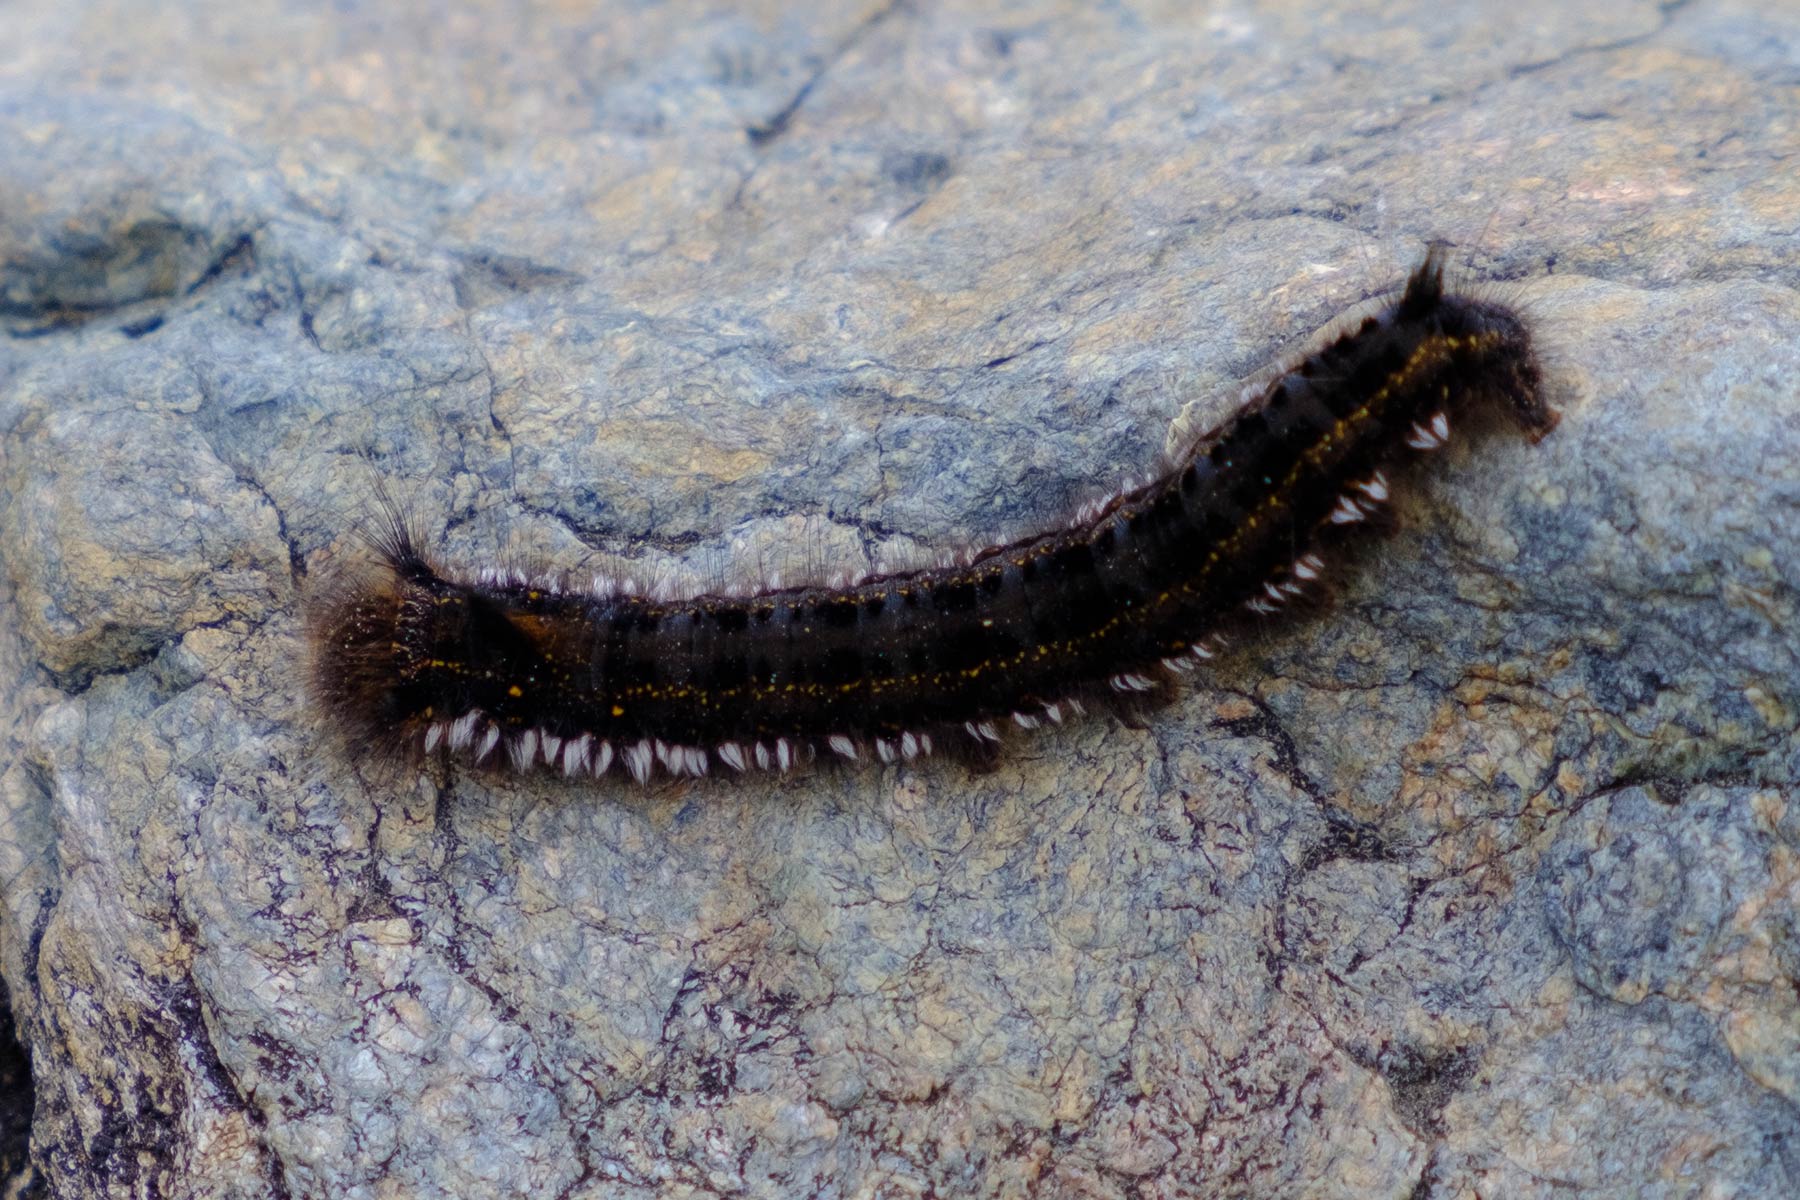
2 0 1797 1197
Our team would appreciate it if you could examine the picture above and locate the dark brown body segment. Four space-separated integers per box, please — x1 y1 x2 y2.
311 251 1556 779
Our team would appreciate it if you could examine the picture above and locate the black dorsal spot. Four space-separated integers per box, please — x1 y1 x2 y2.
1233 410 1268 443
818 599 859 629
711 655 750 687
818 646 863 686
1050 542 1095 579
934 581 978 613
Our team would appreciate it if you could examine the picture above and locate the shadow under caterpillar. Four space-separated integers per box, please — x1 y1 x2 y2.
309 249 1558 785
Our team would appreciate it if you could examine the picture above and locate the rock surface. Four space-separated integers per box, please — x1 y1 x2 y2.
2 1 1797 1197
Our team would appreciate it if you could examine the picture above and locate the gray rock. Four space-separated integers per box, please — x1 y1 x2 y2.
2 1 1797 1197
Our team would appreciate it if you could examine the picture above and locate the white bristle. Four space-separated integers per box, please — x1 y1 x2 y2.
563 735 592 777
450 712 482 750
508 730 538 772
476 724 502 763
1407 418 1447 450
625 740 654 785
828 735 859 760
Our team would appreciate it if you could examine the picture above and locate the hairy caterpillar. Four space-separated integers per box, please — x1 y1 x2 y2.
309 250 1557 785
